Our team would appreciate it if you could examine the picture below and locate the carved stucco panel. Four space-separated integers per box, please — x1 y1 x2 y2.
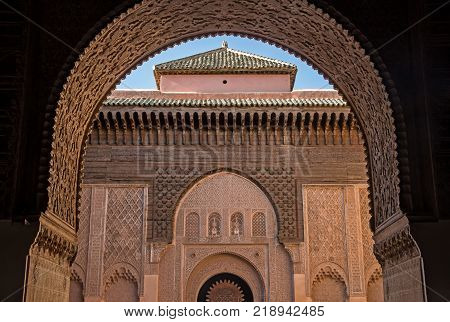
184 246 266 283
305 186 347 272
104 187 144 271
359 187 380 276
343 186 364 295
84 186 107 298
72 186 91 280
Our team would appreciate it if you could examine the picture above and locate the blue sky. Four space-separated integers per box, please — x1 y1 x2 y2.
117 35 332 90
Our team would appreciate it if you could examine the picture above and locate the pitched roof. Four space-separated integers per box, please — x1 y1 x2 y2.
103 97 346 108
153 41 297 89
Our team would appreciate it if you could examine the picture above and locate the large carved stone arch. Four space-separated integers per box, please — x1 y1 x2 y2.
25 0 425 301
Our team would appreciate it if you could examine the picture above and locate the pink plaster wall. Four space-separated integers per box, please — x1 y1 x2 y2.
159 74 291 93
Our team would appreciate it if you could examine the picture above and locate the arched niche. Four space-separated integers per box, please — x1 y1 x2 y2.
185 253 265 302
311 264 348 302
103 265 140 302
25 0 424 302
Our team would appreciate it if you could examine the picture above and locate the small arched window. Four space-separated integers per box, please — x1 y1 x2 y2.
208 213 221 237
185 212 200 238
252 212 266 237
230 212 244 236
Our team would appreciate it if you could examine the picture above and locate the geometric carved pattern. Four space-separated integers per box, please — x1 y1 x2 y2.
306 186 346 271
230 213 244 236
104 188 144 271
73 186 91 277
249 167 296 239
252 212 266 237
155 167 295 241
153 168 202 240
344 186 363 294
359 187 378 274
208 213 221 238
185 212 200 239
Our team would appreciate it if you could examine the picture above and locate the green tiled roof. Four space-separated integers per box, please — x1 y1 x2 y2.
103 97 347 107
153 42 297 89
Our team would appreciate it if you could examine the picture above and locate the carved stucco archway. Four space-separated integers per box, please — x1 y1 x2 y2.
24 0 425 301
185 253 266 302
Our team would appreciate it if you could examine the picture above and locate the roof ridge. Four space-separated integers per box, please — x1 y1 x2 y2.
226 47 296 68
154 47 226 69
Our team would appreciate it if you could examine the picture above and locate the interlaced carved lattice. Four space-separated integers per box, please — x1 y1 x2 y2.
230 213 244 236
208 213 221 238
185 212 200 239
155 167 294 241
306 186 346 270
252 212 266 237
104 188 143 270
153 168 202 240
249 167 296 239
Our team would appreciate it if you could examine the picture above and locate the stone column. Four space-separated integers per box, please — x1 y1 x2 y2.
285 243 309 301
142 275 159 301
142 243 167 301
24 212 76 301
374 215 426 301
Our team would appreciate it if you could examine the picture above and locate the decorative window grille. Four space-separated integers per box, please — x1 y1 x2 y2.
252 212 266 237
185 212 200 238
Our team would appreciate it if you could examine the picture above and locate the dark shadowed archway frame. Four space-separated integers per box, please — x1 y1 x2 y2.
24 0 425 302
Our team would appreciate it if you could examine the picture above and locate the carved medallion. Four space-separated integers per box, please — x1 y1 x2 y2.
206 279 244 302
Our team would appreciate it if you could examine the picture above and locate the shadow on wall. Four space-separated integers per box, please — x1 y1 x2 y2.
0 220 38 301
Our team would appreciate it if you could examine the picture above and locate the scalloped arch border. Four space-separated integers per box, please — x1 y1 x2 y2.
185 252 266 302
311 262 349 289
